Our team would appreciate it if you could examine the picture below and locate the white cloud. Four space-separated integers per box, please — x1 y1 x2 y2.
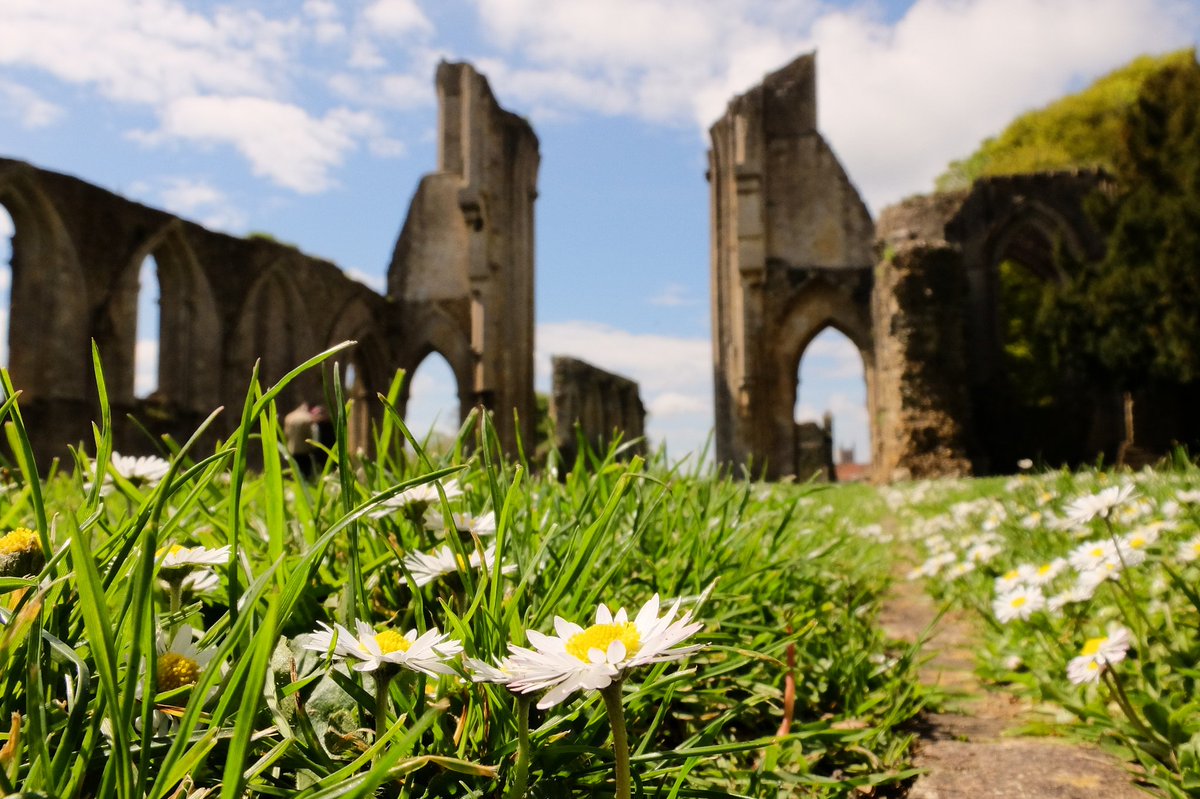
648 391 706 417
537 320 712 459
344 267 387 294
361 0 433 38
134 339 159 397
136 97 383 194
305 0 346 43
0 79 64 128
155 177 248 232
648 282 696 308
470 0 1199 210
0 0 295 106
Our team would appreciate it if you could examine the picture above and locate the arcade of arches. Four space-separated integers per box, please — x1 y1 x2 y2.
0 54 1180 480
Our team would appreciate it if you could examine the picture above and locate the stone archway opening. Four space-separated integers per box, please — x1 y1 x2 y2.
404 351 460 450
133 254 161 398
985 212 1092 469
0 203 11 371
793 326 872 482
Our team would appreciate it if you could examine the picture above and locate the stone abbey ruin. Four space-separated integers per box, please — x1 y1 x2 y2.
0 54 1183 480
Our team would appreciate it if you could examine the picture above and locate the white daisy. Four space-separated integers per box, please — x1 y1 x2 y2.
1068 539 1118 573
1176 489 1200 504
1178 535 1200 563
946 560 976 579
992 585 1045 623
402 543 514 587
471 594 704 709
154 626 216 694
368 479 464 519
994 568 1025 592
1048 583 1097 613
1066 626 1131 684
158 544 230 571
1116 526 1161 567
301 620 463 677
1023 558 1066 586
112 453 171 488
1063 484 1135 526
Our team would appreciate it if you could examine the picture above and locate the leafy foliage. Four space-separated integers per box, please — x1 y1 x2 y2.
1057 55 1200 390
936 50 1196 191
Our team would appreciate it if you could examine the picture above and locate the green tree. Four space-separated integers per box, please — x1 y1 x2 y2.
1065 57 1200 384
936 50 1195 191
1046 54 1200 454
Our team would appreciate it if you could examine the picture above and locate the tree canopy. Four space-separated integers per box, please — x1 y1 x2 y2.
936 49 1196 191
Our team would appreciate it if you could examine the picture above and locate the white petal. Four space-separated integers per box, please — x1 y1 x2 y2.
634 594 661 630
595 604 613 625
553 616 582 640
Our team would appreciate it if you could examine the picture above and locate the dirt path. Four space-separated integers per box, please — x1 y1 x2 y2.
881 574 1147 798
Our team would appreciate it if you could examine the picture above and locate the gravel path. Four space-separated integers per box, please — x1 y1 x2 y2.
881 575 1148 799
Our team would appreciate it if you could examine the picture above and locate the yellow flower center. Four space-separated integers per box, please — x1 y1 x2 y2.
1037 563 1053 576
565 622 640 662
374 630 413 654
1010 596 1027 608
156 544 186 559
0 528 40 556
1002 570 1019 581
1128 537 1146 549
1081 636 1108 657
157 652 201 692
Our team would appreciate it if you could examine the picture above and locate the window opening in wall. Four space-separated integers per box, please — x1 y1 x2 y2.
0 204 12 371
794 327 871 481
134 254 160 398
407 352 459 451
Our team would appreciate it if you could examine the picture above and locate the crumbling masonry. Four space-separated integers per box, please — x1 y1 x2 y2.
3 55 1183 479
0 62 540 467
708 53 1165 481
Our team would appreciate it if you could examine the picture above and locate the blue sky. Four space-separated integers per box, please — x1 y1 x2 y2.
1 0 1197 465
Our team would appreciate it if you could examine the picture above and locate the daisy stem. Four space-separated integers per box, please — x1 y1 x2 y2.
601 681 631 799
168 580 184 635
375 670 394 760
504 695 532 799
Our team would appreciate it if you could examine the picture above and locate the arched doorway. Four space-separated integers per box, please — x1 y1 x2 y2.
0 203 11 372
404 351 460 450
794 327 872 481
133 255 160 398
979 205 1092 468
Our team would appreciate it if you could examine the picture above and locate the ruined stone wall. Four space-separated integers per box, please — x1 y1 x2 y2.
550 356 645 466
872 173 1117 476
387 61 539 455
709 52 876 480
0 157 390 467
873 197 974 480
794 415 835 482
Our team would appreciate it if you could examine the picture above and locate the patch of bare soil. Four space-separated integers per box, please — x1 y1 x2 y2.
882 571 1146 798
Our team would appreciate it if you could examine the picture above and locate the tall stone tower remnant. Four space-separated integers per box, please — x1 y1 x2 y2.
708 53 876 480
387 61 540 454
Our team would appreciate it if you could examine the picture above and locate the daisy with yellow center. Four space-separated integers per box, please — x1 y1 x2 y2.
157 543 231 571
301 620 463 677
991 585 1045 623
1066 626 1130 684
401 543 514 587
468 593 705 709
152 627 214 694
0 527 44 577
1178 534 1200 563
